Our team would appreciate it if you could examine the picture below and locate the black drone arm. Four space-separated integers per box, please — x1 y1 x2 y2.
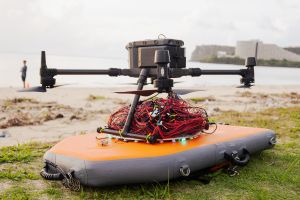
40 51 255 88
56 68 123 76
169 56 255 87
40 51 127 87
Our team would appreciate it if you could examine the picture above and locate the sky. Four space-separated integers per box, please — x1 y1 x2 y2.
1 0 300 58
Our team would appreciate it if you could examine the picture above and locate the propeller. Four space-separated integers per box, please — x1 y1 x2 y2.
118 82 152 86
115 89 157 96
115 88 204 96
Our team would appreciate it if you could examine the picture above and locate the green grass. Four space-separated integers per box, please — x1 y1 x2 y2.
0 186 33 200
0 167 39 181
0 143 52 163
0 107 300 199
43 187 63 199
190 96 216 103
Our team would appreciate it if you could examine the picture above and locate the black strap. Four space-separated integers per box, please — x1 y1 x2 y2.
224 148 250 166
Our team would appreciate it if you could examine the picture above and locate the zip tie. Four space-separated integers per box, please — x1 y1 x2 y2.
146 134 151 142
119 129 123 137
97 127 105 133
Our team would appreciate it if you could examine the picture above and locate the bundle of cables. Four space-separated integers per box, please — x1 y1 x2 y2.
108 93 212 140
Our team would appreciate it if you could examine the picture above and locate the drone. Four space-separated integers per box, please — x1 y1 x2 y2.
21 38 255 143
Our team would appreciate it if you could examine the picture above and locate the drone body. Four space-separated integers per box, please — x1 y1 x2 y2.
21 38 256 142
37 38 255 91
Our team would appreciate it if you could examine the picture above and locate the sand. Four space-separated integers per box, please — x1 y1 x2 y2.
0 85 299 147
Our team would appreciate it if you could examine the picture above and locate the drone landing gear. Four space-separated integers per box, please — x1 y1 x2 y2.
98 50 178 144
98 68 160 143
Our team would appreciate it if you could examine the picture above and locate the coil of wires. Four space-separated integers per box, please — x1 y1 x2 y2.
108 93 211 139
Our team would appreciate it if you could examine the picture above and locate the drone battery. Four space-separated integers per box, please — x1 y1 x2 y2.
126 39 186 69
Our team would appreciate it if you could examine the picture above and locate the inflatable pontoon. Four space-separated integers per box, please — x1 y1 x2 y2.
42 125 276 187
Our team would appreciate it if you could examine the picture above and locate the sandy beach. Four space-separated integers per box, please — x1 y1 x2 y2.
0 85 299 147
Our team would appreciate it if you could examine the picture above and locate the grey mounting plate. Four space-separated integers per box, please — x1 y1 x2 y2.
126 39 184 49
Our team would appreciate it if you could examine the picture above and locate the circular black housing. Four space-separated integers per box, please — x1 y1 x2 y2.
154 78 174 92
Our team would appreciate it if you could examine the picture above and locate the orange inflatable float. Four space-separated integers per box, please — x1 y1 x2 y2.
42 124 276 187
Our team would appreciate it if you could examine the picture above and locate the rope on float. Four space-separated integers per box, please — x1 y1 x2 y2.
40 160 81 191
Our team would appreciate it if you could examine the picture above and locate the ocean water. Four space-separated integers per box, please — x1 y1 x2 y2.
0 52 300 88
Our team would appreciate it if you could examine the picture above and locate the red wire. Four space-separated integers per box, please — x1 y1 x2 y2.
108 95 209 139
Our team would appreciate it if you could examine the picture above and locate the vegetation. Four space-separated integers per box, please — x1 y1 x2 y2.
87 95 106 101
0 168 39 181
2 98 38 108
236 91 300 104
198 56 300 68
284 47 300 55
0 143 52 163
198 56 245 65
0 107 299 199
190 96 216 103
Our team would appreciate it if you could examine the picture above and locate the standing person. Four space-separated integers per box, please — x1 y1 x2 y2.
21 60 27 88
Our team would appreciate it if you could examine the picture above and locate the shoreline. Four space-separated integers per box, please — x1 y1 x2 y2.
192 57 300 68
192 61 300 68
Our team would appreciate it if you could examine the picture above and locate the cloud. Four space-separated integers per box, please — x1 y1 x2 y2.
0 0 299 58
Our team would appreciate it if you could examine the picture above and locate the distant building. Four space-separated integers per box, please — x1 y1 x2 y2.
190 45 234 61
191 40 300 62
235 40 300 62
